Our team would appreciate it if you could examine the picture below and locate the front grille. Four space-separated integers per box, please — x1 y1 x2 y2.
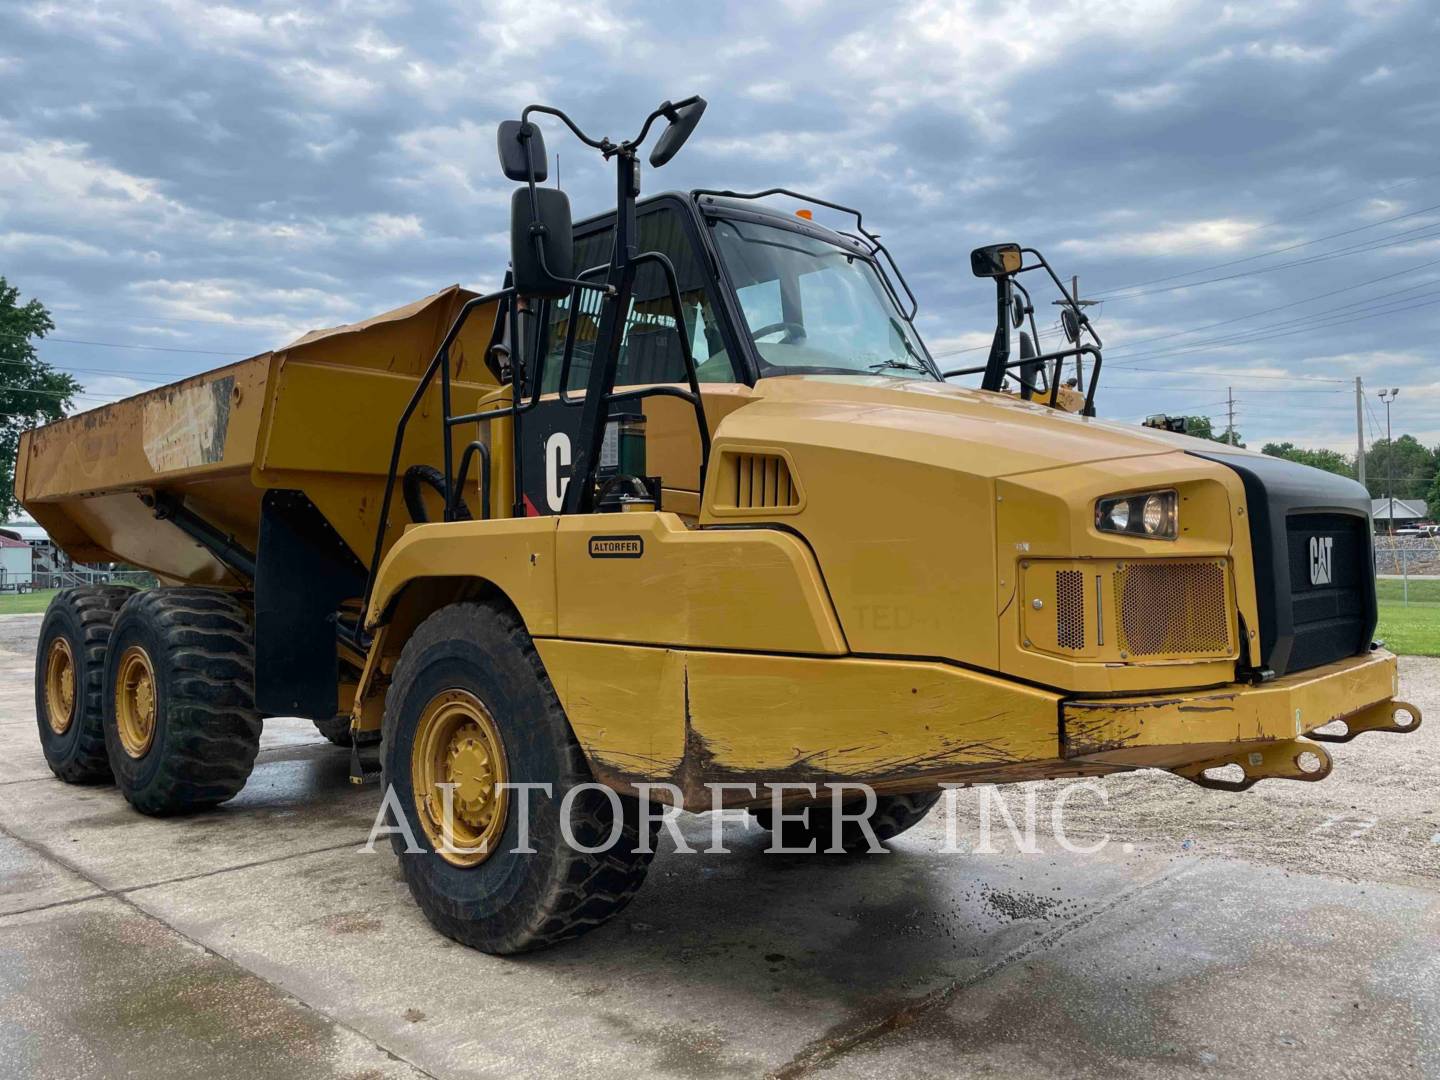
1056 570 1085 649
1285 513 1369 671
1022 558 1233 661
1113 560 1230 656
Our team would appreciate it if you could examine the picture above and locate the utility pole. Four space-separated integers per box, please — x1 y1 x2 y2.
1226 386 1236 445
1355 376 1366 488
1052 275 1099 389
1378 387 1400 537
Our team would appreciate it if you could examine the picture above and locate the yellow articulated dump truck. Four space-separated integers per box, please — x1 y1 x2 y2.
20 98 1420 953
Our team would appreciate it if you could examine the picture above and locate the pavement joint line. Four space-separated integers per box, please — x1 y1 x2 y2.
0 816 442 1079
117 837 373 896
767 858 1197 1079
0 741 337 785
0 891 111 920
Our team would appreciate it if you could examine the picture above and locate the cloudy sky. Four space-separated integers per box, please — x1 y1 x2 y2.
1 0 1437 453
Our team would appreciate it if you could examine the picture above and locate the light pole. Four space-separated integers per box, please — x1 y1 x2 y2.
1378 387 1400 537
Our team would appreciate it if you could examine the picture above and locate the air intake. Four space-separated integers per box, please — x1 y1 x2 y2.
1056 569 1085 649
719 452 801 510
1114 560 1230 656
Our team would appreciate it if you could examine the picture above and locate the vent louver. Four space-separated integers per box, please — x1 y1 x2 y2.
721 452 800 510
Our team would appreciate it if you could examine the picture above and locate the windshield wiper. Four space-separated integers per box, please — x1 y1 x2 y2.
867 358 930 375
886 316 937 377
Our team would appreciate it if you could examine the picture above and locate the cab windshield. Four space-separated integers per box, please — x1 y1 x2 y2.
710 216 936 379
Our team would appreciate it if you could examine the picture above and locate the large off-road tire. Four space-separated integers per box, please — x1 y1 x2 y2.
312 713 379 747
34 586 134 783
312 713 354 745
753 790 943 852
383 600 656 954
102 588 262 816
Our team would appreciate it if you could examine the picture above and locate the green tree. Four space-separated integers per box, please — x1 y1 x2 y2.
1363 435 1435 502
0 278 80 519
1183 415 1244 446
1260 442 1354 478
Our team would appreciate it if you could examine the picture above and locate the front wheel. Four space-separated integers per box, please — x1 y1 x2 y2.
382 600 655 954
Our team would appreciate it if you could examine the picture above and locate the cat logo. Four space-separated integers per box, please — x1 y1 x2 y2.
1308 535 1333 586
588 535 644 559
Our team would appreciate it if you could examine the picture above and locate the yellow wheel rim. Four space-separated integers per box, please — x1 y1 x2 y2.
114 645 158 759
44 637 77 735
411 689 509 867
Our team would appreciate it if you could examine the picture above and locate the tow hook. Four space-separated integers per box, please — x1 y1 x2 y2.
1173 738 1332 793
1306 700 1422 743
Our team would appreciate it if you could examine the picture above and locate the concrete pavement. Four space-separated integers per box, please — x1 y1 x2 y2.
0 613 1436 1078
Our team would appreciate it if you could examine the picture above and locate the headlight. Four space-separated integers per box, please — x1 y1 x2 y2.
1095 490 1178 539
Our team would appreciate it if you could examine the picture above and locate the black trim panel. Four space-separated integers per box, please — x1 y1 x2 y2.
1189 448 1375 676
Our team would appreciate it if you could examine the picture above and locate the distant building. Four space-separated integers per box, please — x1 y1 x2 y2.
0 516 96 588
1371 498 1428 531
0 534 30 589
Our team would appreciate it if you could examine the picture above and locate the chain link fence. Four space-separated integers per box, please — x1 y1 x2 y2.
0 569 156 594
1374 535 1440 577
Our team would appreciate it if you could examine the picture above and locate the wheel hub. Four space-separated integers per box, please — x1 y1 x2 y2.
412 689 509 867
115 645 158 759
44 637 77 735
446 724 499 827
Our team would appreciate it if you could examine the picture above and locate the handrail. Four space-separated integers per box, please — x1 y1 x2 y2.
360 288 512 623
692 187 920 320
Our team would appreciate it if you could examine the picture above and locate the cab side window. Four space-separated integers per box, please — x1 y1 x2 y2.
541 206 737 392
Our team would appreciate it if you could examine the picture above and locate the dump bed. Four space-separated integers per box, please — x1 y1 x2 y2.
17 286 502 586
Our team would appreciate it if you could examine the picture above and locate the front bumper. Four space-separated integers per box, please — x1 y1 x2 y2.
1061 649 1420 789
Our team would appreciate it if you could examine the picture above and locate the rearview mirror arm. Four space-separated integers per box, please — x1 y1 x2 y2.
980 277 1013 392
1021 247 1103 351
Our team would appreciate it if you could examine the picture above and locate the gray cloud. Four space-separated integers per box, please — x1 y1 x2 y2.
1 0 1436 449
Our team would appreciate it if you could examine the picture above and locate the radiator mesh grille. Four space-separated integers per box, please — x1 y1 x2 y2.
1114 561 1229 656
727 453 799 509
1056 570 1085 649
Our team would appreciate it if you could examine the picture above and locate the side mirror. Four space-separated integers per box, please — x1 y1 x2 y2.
1061 307 1080 343
510 187 574 298
649 98 707 168
970 243 1022 278
1010 293 1026 329
498 120 548 182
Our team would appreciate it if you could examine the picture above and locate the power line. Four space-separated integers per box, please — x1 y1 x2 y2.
1109 292 1440 368
1093 200 1440 297
0 330 249 356
1092 219 1440 303
1097 258 1440 357
933 241 1440 364
1107 286 1440 366
1110 168 1440 267
1105 365 1347 384
0 358 173 383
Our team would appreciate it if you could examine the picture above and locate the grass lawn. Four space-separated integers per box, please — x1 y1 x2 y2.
0 589 59 615
1375 578 1440 657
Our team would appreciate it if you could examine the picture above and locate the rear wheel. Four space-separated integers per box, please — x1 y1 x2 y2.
753 790 943 852
34 586 133 783
383 600 656 954
313 713 352 745
103 588 262 816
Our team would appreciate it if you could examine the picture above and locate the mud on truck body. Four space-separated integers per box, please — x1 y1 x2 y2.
21 98 1420 953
